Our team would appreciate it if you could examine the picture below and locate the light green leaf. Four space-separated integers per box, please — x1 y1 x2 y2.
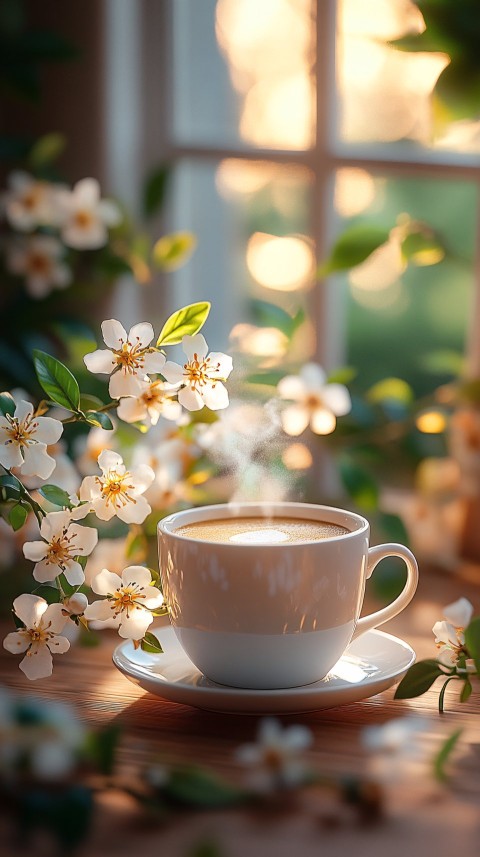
434 728 463 783
378 512 409 545
401 229 445 266
153 231 197 271
394 660 444 699
250 300 301 338
79 394 103 412
38 484 72 508
29 132 66 168
9 503 28 531
86 411 114 430
327 366 357 385
165 766 246 809
140 632 164 654
156 302 210 347
460 679 472 703
338 455 379 511
319 224 390 275
464 617 480 675
367 377 413 406
33 350 80 412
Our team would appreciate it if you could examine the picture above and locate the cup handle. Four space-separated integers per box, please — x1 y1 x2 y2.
351 543 419 642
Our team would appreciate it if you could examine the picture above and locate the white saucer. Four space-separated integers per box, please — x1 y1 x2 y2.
112 621 415 714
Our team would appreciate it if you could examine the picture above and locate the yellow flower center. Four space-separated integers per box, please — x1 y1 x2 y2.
184 353 220 391
74 209 94 229
141 381 166 406
112 339 153 375
305 394 322 411
97 469 137 509
27 251 52 276
46 529 77 570
110 585 145 617
4 413 38 448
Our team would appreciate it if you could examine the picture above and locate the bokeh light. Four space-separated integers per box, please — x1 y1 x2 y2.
246 232 315 291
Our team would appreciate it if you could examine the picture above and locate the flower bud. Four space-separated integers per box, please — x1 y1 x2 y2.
63 592 88 616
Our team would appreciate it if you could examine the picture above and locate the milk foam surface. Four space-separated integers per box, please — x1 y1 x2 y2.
174 516 349 544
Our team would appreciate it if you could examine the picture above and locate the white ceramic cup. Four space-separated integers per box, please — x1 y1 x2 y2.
157 502 418 690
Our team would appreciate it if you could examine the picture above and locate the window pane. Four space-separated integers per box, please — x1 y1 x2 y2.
336 0 480 156
167 159 314 355
173 0 316 150
332 171 477 395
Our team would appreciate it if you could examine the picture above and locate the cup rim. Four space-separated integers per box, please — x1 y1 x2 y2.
158 502 369 546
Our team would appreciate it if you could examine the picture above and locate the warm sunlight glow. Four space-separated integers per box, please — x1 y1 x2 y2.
216 0 314 149
349 239 406 291
416 410 447 434
337 0 449 145
216 160 274 197
282 443 313 470
334 168 378 217
230 323 289 358
247 232 315 292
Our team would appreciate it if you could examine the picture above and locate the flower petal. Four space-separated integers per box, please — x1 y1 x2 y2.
98 449 124 473
142 587 164 609
42 602 68 634
14 400 34 423
183 334 208 362
178 386 204 411
162 361 185 385
277 375 306 401
281 404 310 436
19 644 53 680
0 441 23 469
13 593 48 628
443 597 474 630
84 348 116 375
207 352 233 379
32 416 63 445
116 493 151 524
92 568 122 595
121 565 153 590
321 384 352 417
73 177 100 205
117 397 147 424
143 351 167 374
71 523 98 555
310 407 336 435
202 382 229 411
20 444 55 479
283 725 313 751
84 600 117 623
90 497 116 521
118 606 153 639
101 319 127 349
129 464 155 493
62 560 85 586
33 560 60 583
79 475 101 502
128 322 154 349
41 510 71 541
46 634 70 655
300 363 326 390
3 630 30 654
109 371 144 399
98 199 122 226
23 540 48 562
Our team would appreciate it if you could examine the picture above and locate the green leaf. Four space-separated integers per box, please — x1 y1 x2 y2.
140 632 164 654
153 231 197 271
79 394 103 412
97 252 132 277
338 455 379 511
143 164 170 218
85 725 121 776
401 229 445 266
319 225 390 275
378 512 410 545
29 132 66 169
33 350 80 412
156 302 211 347
367 378 413 406
433 728 463 783
460 678 473 703
420 350 464 377
394 659 444 700
0 391 16 416
0 474 21 503
38 484 72 508
327 366 357 385
9 503 28 531
250 299 300 338
165 766 246 809
85 411 114 430
464 617 480 675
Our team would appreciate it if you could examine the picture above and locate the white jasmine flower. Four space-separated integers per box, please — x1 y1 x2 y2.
117 376 183 426
84 565 163 640
433 597 475 671
162 333 233 412
73 424 116 476
277 363 351 436
84 536 129 587
362 717 432 784
3 595 70 680
3 171 58 231
6 235 71 299
84 319 166 398
57 178 121 249
235 718 313 792
21 439 81 494
0 400 63 478
79 449 154 523
131 433 192 510
23 509 98 585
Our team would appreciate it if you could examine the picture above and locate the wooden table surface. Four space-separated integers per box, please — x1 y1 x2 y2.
1 565 479 857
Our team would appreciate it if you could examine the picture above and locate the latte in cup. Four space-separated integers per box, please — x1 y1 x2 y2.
174 516 349 545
